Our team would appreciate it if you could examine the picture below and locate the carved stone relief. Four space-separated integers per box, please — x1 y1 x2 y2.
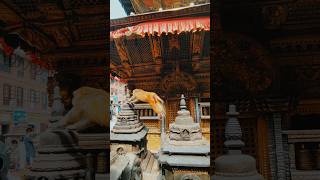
180 174 201 180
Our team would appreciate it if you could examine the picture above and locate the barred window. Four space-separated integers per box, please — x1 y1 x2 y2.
30 64 37 80
15 55 24 78
17 87 23 107
41 92 47 109
0 50 4 69
3 84 11 105
30 89 36 104
0 50 11 72
36 91 40 104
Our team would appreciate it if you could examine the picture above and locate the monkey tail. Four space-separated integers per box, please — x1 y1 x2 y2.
154 94 164 104
161 104 166 118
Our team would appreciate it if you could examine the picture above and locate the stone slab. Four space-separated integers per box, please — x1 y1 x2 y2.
161 144 210 155
159 154 210 167
95 174 109 180
110 127 148 142
110 155 130 180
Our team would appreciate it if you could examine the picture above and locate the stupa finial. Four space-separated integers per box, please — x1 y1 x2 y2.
179 94 187 110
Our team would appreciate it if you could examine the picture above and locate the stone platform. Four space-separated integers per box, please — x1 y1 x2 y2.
77 133 109 150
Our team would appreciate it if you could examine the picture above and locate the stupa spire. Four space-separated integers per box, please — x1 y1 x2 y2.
213 104 264 180
225 104 244 150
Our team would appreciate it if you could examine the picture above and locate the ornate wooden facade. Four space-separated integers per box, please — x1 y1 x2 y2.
111 2 210 153
215 1 320 179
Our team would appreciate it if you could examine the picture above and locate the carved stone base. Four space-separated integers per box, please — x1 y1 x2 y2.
291 170 320 180
164 167 210 180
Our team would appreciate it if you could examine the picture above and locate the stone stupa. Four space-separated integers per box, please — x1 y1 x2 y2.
26 86 87 180
159 94 210 180
212 105 264 180
110 95 148 158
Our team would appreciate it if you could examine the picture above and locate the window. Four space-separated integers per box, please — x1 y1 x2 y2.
36 91 40 104
17 87 23 107
3 84 11 105
0 50 11 72
30 89 36 106
41 92 47 109
30 64 37 80
15 55 24 77
11 86 16 103
0 50 4 70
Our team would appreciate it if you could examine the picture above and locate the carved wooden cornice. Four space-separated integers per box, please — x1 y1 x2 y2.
110 3 210 30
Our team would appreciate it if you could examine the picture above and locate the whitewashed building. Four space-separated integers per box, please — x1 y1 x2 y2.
0 47 50 138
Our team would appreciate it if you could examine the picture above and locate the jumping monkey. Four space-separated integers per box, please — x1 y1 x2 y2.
129 89 166 118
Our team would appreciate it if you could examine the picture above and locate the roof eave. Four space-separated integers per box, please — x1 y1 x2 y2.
110 3 210 31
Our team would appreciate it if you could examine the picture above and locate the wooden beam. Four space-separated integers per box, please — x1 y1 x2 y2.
1 0 57 47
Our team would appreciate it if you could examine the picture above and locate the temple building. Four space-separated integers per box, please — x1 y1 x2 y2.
110 0 210 154
214 1 320 180
110 1 210 179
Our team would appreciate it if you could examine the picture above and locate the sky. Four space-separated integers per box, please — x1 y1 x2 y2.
110 0 127 19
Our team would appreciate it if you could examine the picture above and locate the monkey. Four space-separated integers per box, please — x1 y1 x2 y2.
128 89 166 118
57 86 109 131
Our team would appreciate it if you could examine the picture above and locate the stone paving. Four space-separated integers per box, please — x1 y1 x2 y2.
7 169 27 180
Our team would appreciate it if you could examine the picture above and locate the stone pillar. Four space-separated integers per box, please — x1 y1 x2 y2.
289 144 296 170
86 153 94 180
267 114 277 180
195 97 200 123
272 113 286 180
